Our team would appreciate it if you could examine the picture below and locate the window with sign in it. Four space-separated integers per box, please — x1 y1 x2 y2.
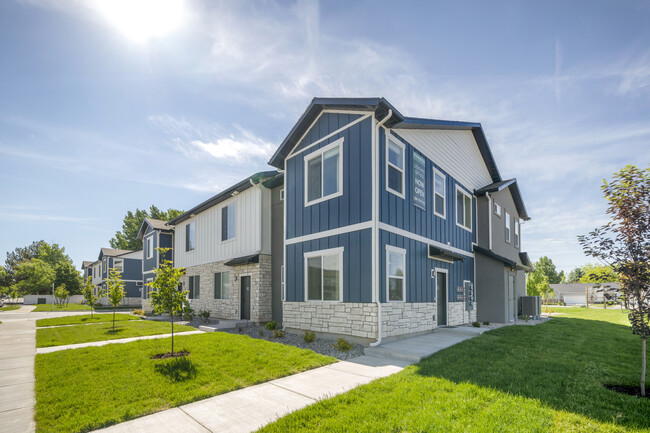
433 168 446 219
386 138 404 197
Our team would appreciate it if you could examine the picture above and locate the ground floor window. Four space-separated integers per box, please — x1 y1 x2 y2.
144 278 153 299
386 246 406 301
214 271 230 299
188 275 200 299
304 247 343 301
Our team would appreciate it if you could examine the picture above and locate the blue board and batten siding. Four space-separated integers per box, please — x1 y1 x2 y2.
285 114 373 239
142 226 157 274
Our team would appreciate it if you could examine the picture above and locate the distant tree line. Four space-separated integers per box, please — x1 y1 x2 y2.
109 205 183 251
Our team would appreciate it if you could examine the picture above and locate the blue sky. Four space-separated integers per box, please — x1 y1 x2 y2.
0 0 649 274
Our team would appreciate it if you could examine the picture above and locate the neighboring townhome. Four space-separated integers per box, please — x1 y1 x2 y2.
166 171 283 323
137 218 174 305
474 179 532 323
269 97 530 344
88 248 144 307
81 261 94 282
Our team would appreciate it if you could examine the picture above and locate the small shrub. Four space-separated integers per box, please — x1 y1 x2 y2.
520 314 530 322
333 338 353 352
181 305 196 322
265 321 277 331
258 329 264 336
198 310 211 323
132 309 145 316
482 321 490 325
303 330 316 343
472 321 481 328
236 325 243 333
272 329 284 338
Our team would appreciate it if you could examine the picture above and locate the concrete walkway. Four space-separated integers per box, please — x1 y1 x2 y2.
364 326 487 363
94 355 410 433
37 330 204 354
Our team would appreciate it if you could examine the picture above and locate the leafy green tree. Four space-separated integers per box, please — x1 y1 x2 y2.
2 241 43 286
579 263 620 283
565 267 585 284
53 285 69 307
110 205 183 251
527 267 554 311
149 248 187 356
105 269 125 331
82 277 98 319
534 256 564 285
12 259 55 296
579 165 650 396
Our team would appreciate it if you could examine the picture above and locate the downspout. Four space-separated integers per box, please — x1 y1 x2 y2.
486 192 493 250
370 109 392 347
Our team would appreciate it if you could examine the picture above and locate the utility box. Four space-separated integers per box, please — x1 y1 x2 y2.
519 296 541 319
464 281 475 311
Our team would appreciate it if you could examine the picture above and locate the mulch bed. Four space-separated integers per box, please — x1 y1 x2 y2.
150 350 190 359
603 384 650 399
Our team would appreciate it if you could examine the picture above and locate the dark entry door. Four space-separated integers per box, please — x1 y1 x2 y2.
436 271 447 326
241 276 251 320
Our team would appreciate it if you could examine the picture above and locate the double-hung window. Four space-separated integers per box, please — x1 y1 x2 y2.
505 211 511 243
386 246 406 302
145 278 153 299
433 168 446 218
456 187 473 231
185 222 195 252
305 248 343 301
214 271 230 299
146 236 153 259
188 275 200 299
386 137 404 197
514 219 520 247
113 259 123 273
221 203 235 241
305 138 342 205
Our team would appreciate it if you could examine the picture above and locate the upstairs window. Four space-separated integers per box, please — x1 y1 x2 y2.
514 219 520 247
221 203 236 241
433 168 446 218
505 211 511 243
185 222 195 252
456 187 472 232
305 248 342 301
214 271 230 299
386 138 404 197
146 237 153 259
103 258 107 273
494 203 502 217
305 138 342 205
113 259 123 273
387 246 406 302
188 275 200 299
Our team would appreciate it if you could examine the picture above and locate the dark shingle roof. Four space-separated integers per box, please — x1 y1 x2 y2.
475 178 530 221
98 248 133 260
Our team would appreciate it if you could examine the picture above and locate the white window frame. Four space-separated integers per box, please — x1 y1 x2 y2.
514 219 520 248
145 236 153 259
221 201 236 242
185 222 195 252
280 189 285 201
304 138 344 207
113 258 124 273
386 245 406 302
433 168 446 219
145 277 153 299
385 136 405 198
303 247 344 302
494 202 502 217
505 211 511 243
103 258 107 273
455 186 473 232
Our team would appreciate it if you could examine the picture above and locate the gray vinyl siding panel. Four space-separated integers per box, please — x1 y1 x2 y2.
490 188 521 263
122 258 143 281
124 281 141 298
142 227 157 273
271 185 284 322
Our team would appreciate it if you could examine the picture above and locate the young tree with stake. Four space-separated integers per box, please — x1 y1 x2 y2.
105 269 125 331
82 277 98 319
149 248 187 356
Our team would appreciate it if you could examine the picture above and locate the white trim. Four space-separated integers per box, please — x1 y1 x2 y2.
435 267 449 326
185 221 196 252
514 218 520 247
280 264 285 302
303 247 344 302
113 258 124 273
493 202 502 218
505 211 511 243
304 137 344 207
145 236 154 259
285 221 373 245
487 192 493 250
288 114 371 160
385 135 405 199
378 222 474 258
432 167 446 219
386 245 406 302
455 185 473 232
280 189 285 201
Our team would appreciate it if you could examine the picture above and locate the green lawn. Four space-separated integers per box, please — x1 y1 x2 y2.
31 303 92 312
261 307 650 433
0 305 20 311
36 320 195 347
35 332 336 433
36 313 141 327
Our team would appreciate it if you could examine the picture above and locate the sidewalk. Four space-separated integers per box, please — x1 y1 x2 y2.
94 355 410 433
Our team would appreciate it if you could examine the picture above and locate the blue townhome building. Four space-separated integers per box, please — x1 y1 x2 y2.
82 248 144 307
137 218 174 299
269 97 531 344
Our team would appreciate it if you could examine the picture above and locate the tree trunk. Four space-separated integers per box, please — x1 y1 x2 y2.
171 312 174 356
113 308 116 331
642 337 647 397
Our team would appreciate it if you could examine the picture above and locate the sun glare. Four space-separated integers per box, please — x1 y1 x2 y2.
93 0 185 43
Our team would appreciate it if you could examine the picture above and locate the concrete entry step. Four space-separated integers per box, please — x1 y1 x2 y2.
363 326 486 364
198 319 251 332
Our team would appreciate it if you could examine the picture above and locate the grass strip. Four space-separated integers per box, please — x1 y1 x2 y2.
36 313 141 327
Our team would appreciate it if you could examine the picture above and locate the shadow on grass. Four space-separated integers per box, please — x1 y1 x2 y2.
414 317 650 430
154 356 197 382
104 327 124 336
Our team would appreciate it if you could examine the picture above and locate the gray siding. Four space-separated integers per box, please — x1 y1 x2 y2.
271 185 284 322
489 188 521 263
